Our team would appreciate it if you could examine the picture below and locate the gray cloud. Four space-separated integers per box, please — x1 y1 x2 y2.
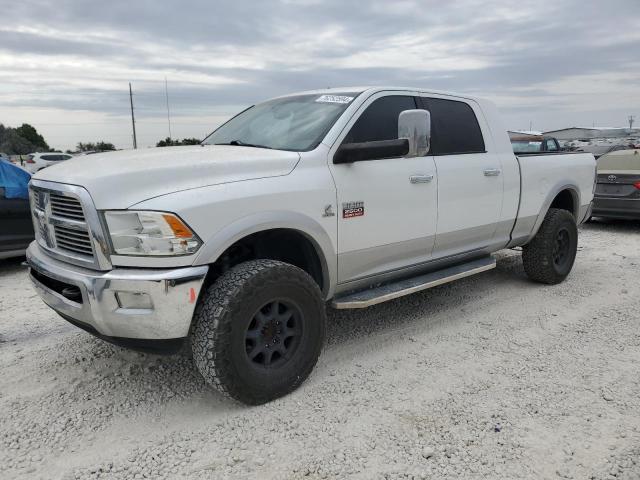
0 0 638 148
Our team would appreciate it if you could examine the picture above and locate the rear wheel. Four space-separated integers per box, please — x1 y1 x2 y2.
191 259 326 405
522 208 578 285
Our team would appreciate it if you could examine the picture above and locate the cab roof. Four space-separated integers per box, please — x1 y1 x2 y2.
275 86 479 102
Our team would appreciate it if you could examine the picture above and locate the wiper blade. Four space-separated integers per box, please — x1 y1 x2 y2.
215 140 273 150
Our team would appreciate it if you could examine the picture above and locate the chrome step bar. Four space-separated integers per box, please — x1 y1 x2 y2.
332 256 496 309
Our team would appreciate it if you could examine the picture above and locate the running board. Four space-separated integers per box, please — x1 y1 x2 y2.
332 256 496 309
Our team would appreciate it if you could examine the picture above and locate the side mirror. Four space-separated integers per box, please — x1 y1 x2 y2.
398 109 431 157
333 139 409 164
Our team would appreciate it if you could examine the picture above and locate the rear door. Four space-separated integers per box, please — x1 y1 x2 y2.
418 96 504 257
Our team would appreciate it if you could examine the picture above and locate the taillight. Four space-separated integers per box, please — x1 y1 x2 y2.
633 181 640 190
26 158 35 163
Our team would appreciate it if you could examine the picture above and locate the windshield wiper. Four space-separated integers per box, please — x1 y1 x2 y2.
215 140 273 150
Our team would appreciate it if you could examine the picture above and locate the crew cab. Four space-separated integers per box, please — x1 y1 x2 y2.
26 87 596 404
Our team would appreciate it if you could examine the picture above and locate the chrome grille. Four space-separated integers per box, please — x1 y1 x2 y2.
29 182 111 270
53 225 94 256
50 193 85 220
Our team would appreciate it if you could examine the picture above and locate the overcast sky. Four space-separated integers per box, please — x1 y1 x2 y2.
1 0 639 150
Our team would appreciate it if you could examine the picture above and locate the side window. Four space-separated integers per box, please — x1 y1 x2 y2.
41 155 56 161
344 95 416 144
423 98 485 155
546 139 558 151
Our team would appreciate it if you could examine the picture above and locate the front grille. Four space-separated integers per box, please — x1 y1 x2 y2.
30 185 103 267
50 193 85 220
54 225 94 256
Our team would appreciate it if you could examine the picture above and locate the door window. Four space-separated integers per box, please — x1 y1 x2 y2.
546 139 559 151
343 95 417 144
422 98 485 155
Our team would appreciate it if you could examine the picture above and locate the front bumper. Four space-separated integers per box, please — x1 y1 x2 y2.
592 197 640 220
26 242 208 341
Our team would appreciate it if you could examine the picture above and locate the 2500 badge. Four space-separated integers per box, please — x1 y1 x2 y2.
342 201 364 219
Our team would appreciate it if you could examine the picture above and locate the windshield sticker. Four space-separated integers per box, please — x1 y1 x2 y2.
316 95 354 104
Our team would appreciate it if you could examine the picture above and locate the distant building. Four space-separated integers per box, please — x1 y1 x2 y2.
542 127 638 141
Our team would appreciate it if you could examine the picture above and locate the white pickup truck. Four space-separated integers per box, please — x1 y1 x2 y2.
27 87 596 404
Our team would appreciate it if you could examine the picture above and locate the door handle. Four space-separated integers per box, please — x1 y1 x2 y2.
483 168 502 177
410 174 434 184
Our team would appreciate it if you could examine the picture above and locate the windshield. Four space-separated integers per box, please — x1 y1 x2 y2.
202 93 359 151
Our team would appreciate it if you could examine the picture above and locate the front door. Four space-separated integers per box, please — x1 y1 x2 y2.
329 93 438 284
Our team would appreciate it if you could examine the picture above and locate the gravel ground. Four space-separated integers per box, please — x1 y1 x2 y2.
1 219 639 480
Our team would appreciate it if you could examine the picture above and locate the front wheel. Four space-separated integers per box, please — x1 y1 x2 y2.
522 208 578 285
191 259 326 405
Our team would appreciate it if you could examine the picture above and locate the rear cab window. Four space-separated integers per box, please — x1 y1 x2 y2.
512 141 543 153
418 97 486 155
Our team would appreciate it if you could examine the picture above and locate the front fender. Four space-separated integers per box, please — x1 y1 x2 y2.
192 211 337 299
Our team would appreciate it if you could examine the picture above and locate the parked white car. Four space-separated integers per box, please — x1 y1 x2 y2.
25 152 73 173
27 87 596 405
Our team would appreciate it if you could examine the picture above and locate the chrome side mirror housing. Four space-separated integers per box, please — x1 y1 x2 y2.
398 109 431 157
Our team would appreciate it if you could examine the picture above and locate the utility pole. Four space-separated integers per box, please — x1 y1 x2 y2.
165 77 172 140
129 82 137 149
629 115 636 130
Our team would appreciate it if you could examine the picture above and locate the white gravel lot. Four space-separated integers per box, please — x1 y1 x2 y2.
1 219 639 480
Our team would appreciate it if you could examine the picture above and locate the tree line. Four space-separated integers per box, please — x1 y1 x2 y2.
0 123 202 156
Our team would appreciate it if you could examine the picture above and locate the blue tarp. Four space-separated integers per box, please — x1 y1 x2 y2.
0 159 31 199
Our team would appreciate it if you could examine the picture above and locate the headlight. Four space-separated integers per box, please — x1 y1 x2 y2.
103 211 202 256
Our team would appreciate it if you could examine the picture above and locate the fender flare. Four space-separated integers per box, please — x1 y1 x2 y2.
530 184 580 239
192 211 337 298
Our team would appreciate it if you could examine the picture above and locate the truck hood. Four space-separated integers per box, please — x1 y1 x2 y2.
34 145 300 209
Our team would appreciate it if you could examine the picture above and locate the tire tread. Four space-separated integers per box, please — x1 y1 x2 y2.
191 259 325 405
522 208 577 285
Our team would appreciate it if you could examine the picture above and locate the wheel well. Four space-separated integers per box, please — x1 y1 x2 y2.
205 229 325 292
549 189 577 218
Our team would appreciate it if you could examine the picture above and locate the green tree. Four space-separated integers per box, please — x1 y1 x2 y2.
76 141 116 152
95 141 116 151
0 123 53 155
15 124 49 151
156 137 201 147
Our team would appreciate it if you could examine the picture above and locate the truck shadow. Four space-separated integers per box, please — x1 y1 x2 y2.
324 251 526 349
0 255 27 274
583 218 640 232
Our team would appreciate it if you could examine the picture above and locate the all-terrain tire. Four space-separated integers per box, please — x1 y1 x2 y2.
191 259 326 405
522 208 578 285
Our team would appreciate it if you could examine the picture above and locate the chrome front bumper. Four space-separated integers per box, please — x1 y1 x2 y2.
26 242 208 340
